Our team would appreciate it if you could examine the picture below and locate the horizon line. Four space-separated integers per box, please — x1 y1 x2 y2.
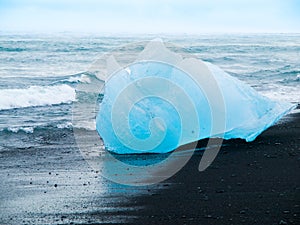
1 30 300 36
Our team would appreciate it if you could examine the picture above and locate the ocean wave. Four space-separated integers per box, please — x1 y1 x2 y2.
280 74 300 84
9 126 34 133
0 46 26 52
64 74 91 84
0 84 76 110
0 126 35 134
72 121 96 131
56 122 73 129
0 121 96 134
49 72 100 86
260 85 300 103
58 72 93 84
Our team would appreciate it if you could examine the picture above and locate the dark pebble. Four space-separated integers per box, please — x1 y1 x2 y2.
204 215 212 218
279 220 287 225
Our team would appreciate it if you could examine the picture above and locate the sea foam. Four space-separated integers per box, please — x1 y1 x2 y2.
0 84 75 110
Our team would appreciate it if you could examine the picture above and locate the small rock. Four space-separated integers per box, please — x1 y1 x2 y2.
54 184 57 188
279 220 287 225
239 210 246 214
204 214 212 218
203 195 209 201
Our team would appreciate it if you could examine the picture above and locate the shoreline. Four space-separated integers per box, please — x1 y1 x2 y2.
0 109 299 224
129 110 300 224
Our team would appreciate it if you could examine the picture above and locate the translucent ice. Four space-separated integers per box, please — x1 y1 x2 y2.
96 41 296 154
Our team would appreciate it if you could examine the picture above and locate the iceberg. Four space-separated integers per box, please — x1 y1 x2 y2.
96 40 296 154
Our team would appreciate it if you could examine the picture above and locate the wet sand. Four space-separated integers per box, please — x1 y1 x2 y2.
0 108 299 224
129 110 300 225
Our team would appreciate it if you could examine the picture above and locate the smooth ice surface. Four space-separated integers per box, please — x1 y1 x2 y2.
96 42 296 154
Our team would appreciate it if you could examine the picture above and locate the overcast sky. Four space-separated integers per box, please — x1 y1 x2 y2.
0 0 299 34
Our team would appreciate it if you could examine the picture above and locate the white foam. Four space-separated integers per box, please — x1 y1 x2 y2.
57 120 97 131
7 126 34 133
0 84 76 110
260 85 300 103
67 74 91 83
57 122 73 129
73 120 96 131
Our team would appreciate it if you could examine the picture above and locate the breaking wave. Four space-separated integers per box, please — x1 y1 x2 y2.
0 84 76 110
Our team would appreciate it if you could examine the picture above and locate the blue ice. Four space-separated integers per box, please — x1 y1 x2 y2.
96 56 296 154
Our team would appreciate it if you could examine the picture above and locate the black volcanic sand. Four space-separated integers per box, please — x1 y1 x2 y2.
128 111 300 225
0 110 299 225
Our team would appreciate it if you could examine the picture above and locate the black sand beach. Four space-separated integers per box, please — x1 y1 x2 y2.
0 107 299 225
130 110 300 225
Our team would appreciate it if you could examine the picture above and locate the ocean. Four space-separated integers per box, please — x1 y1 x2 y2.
0 33 300 150
0 33 300 224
